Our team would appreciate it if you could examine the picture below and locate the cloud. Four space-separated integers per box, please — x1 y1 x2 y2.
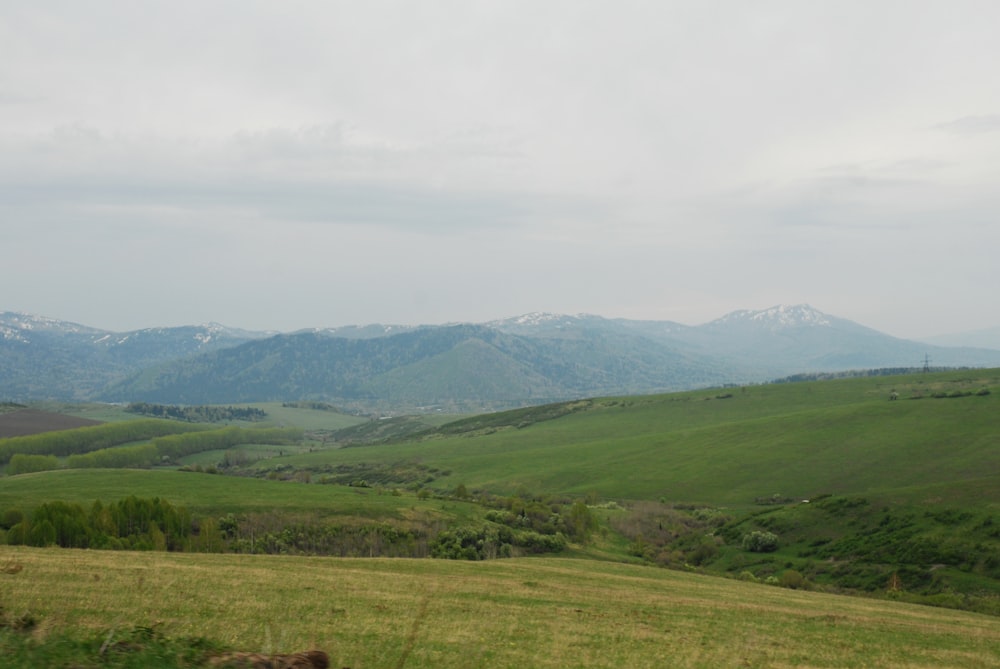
3 2 1000 336
0 123 609 236
934 114 1000 135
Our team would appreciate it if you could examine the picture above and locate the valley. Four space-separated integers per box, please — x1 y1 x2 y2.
0 369 1000 666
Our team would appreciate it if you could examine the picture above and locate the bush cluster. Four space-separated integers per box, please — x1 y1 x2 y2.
742 530 779 553
611 501 732 567
430 524 566 560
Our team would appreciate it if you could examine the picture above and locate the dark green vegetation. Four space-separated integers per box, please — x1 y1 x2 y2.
1 369 999 619
124 402 267 422
3 496 194 551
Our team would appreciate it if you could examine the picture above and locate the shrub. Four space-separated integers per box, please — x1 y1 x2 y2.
1 508 24 530
688 539 718 566
742 530 779 553
780 569 806 589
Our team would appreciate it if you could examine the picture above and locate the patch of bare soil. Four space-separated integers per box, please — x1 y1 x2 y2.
0 409 103 438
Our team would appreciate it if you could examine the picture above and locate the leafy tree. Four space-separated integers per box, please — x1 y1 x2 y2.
29 519 57 547
566 501 598 541
6 454 59 476
1 508 24 530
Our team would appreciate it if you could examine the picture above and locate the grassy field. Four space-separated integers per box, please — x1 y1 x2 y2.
244 402 369 431
266 370 1000 506
0 469 481 523
2 545 999 668
28 371 999 509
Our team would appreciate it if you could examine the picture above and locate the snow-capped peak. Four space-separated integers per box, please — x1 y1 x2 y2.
487 312 591 328
0 311 104 335
710 304 833 329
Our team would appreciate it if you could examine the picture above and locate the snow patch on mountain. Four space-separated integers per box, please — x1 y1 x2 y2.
710 304 833 329
488 312 593 329
0 311 103 335
1 326 30 343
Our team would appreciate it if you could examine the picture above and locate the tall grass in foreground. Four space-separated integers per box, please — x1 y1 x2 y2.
2 546 998 668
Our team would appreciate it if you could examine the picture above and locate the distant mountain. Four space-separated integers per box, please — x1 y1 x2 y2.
4 305 1000 409
292 324 418 339
666 304 963 375
101 324 735 411
0 312 271 400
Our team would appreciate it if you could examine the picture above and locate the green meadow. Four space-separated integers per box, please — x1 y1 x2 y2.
2 369 1000 664
270 370 1000 506
0 468 468 519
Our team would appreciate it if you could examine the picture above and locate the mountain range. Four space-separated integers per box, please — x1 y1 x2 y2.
3 305 1000 411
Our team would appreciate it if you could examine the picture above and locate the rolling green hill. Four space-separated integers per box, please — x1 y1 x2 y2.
266 368 1000 607
2 369 999 614
280 369 1000 506
0 468 471 520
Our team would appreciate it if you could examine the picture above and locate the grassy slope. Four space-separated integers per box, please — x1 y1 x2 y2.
0 469 482 526
2 545 998 669
245 402 368 431
274 370 1000 507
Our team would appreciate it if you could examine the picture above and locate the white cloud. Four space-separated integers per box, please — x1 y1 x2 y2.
2 1 1000 336
935 115 1000 135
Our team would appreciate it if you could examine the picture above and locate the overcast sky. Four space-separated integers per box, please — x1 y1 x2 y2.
2 2 998 338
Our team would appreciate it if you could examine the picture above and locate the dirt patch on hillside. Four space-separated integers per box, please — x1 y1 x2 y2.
0 409 103 438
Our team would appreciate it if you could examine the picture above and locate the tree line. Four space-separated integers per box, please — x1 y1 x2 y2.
125 403 267 423
0 420 208 465
0 483 596 560
4 426 304 474
2 496 193 551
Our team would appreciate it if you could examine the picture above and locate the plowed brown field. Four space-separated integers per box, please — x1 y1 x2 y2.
0 408 102 438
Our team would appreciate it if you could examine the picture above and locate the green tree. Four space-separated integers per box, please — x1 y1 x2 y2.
29 519 57 547
6 454 59 476
1 508 24 530
567 501 598 541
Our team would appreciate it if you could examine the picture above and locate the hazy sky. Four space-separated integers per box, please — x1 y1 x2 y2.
2 2 999 338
